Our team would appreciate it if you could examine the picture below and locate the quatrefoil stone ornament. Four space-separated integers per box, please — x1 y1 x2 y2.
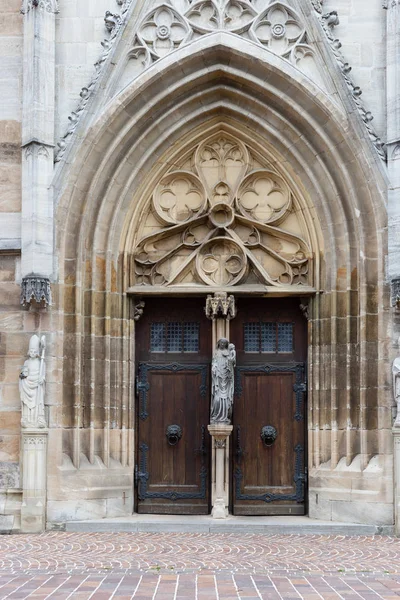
138 6 191 58
249 3 305 57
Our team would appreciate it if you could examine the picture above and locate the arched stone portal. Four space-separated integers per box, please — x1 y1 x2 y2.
49 34 391 526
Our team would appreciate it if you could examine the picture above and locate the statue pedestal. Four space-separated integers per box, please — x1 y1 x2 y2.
20 428 48 533
208 424 233 519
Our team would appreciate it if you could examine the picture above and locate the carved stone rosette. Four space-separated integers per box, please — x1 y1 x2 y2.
21 275 52 308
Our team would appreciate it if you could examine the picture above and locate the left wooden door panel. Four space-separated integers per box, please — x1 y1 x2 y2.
135 298 211 515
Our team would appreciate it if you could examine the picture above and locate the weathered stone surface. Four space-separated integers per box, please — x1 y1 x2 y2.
0 0 397 533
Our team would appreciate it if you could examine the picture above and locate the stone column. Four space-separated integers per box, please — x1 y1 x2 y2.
20 429 48 533
386 0 400 302
205 293 236 518
386 0 400 536
20 0 58 306
208 424 233 518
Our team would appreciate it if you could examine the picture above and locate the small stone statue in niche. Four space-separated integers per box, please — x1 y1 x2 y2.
393 338 400 427
210 338 236 424
19 335 47 429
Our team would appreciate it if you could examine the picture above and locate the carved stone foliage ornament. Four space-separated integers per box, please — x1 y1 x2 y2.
21 275 52 308
310 2 386 159
133 131 312 290
19 335 47 429
55 0 134 163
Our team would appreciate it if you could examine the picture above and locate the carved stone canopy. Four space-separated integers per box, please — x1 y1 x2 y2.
132 130 313 292
205 293 236 320
21 275 52 308
21 0 59 14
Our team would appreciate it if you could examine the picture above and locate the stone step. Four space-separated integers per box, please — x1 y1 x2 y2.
63 515 394 536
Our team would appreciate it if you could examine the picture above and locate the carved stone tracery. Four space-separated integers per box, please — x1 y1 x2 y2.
132 131 312 290
55 0 385 163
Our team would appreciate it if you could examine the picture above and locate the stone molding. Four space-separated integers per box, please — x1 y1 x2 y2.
312 5 386 159
55 1 134 163
20 275 52 308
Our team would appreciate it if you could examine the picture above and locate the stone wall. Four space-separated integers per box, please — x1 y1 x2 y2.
0 0 23 532
324 0 386 139
0 0 395 531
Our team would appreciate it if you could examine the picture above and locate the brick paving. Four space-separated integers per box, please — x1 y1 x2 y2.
1 533 400 598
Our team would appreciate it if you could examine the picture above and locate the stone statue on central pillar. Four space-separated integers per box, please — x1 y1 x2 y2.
210 338 236 424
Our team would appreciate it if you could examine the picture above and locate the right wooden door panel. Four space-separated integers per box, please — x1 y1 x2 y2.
233 364 306 515
231 298 307 516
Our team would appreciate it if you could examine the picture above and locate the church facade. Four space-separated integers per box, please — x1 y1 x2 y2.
1 0 400 533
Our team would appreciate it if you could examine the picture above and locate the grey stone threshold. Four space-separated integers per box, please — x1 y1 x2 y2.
62 515 394 536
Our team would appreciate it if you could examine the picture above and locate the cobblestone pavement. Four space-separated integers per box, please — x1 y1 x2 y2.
1 532 400 598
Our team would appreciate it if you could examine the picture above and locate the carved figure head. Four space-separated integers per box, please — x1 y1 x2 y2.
217 338 229 350
166 424 183 446
260 425 278 447
28 335 40 358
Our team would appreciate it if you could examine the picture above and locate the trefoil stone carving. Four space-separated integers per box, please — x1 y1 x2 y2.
21 275 52 308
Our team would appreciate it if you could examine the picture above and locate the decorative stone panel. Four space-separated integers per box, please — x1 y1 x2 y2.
132 131 312 291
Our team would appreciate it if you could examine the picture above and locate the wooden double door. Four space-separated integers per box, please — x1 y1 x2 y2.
135 297 307 515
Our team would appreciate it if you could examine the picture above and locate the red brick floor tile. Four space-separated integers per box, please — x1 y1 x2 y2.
1 533 400 598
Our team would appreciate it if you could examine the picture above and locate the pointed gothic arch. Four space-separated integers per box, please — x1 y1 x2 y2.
51 33 391 525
